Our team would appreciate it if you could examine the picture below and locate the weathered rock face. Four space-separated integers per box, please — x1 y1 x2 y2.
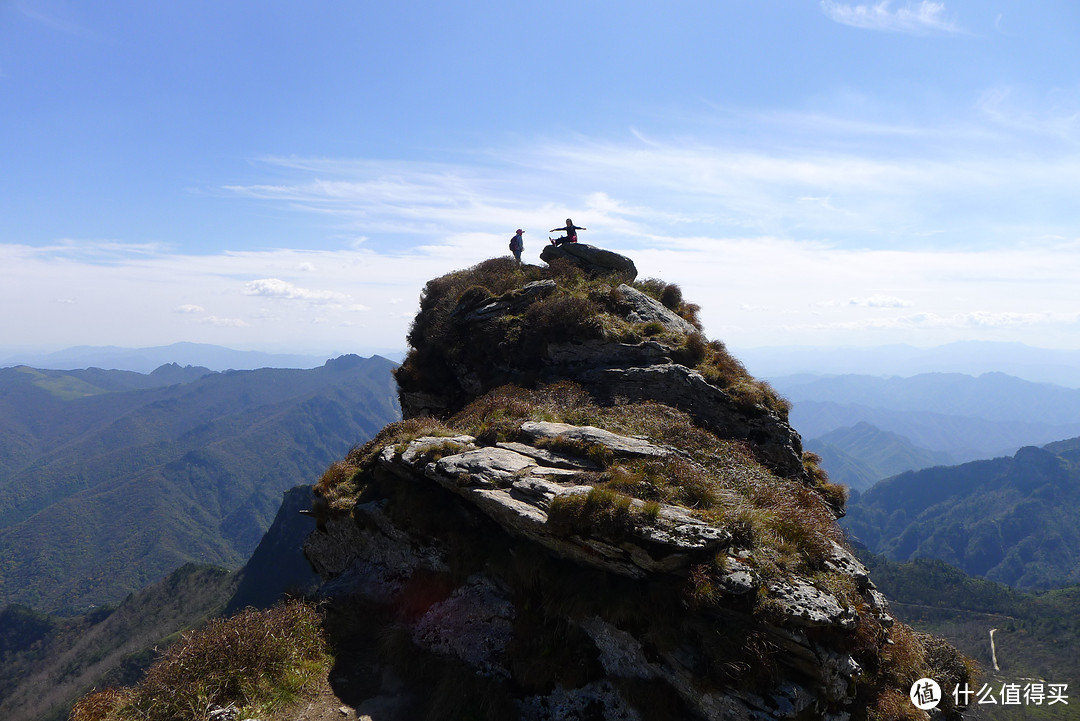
305 254 971 720
539 242 638 280
305 423 895 720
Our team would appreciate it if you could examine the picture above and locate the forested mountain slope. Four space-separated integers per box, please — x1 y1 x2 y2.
0 355 400 613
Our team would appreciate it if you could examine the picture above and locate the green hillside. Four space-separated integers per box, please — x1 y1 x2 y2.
806 421 954 491
0 355 400 613
843 441 1080 589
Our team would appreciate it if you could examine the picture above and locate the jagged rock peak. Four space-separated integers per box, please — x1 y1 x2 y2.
303 258 973 720
394 257 814 488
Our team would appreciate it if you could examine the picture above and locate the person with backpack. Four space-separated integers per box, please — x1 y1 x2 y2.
509 228 524 264
549 218 585 246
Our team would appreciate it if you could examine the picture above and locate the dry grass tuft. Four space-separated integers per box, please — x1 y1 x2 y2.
547 487 646 539
70 687 132 721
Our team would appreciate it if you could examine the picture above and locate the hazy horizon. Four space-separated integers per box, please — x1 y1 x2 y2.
4 2 1080 353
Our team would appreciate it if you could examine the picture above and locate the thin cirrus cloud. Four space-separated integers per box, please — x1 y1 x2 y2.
201 316 249 328
848 295 913 308
825 311 1062 331
226 116 1080 259
820 1 964 35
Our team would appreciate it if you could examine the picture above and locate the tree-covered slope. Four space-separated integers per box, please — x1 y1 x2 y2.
843 441 1080 589
858 551 1080 721
0 355 400 613
806 421 955 491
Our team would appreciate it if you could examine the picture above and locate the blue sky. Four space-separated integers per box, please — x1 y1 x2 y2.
3 1 1080 358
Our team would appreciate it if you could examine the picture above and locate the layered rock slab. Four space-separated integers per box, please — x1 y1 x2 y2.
305 422 893 720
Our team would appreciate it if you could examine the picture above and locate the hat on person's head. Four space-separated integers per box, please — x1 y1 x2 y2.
516 229 524 234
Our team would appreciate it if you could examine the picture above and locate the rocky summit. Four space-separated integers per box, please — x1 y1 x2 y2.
305 255 972 720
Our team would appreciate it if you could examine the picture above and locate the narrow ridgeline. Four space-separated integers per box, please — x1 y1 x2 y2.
306 249 973 720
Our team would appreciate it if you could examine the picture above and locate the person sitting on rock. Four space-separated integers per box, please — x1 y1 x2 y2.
549 218 585 246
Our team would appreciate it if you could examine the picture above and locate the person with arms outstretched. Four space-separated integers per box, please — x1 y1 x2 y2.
549 218 585 246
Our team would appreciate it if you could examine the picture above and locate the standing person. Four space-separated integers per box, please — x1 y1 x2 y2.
549 218 585 246
509 228 524 264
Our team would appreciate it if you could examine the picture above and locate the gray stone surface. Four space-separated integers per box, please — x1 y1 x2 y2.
517 681 642 721
615 284 698 335
430 447 538 487
765 578 858 630
411 575 515 678
518 420 670 459
451 279 557 322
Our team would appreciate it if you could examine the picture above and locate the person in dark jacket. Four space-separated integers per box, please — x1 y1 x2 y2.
509 228 524 264
549 218 585 246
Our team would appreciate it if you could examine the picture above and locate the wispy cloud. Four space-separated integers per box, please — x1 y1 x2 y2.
848 295 913 308
201 316 249 327
820 1 964 35
175 304 205 314
821 310 1068 331
15 0 97 38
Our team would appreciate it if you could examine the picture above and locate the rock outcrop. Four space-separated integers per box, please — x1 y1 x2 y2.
539 242 638 280
304 255 972 720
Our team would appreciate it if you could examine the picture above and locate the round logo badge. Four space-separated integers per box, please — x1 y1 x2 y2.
910 678 942 710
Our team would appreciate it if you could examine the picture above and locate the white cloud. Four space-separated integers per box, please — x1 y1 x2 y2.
242 278 349 304
820 1 963 35
175 304 205 314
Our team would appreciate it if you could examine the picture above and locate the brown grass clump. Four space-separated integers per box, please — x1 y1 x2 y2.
855 622 975 720
70 601 330 721
70 687 132 721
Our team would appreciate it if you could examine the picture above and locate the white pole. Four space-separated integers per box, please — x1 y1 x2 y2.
989 628 1000 672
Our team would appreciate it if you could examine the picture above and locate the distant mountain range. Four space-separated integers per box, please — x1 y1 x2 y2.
773 372 1080 470
740 340 1080 387
0 355 401 613
0 342 408 374
843 438 1080 590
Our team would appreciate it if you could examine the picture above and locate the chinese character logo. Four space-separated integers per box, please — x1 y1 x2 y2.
911 678 942 710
